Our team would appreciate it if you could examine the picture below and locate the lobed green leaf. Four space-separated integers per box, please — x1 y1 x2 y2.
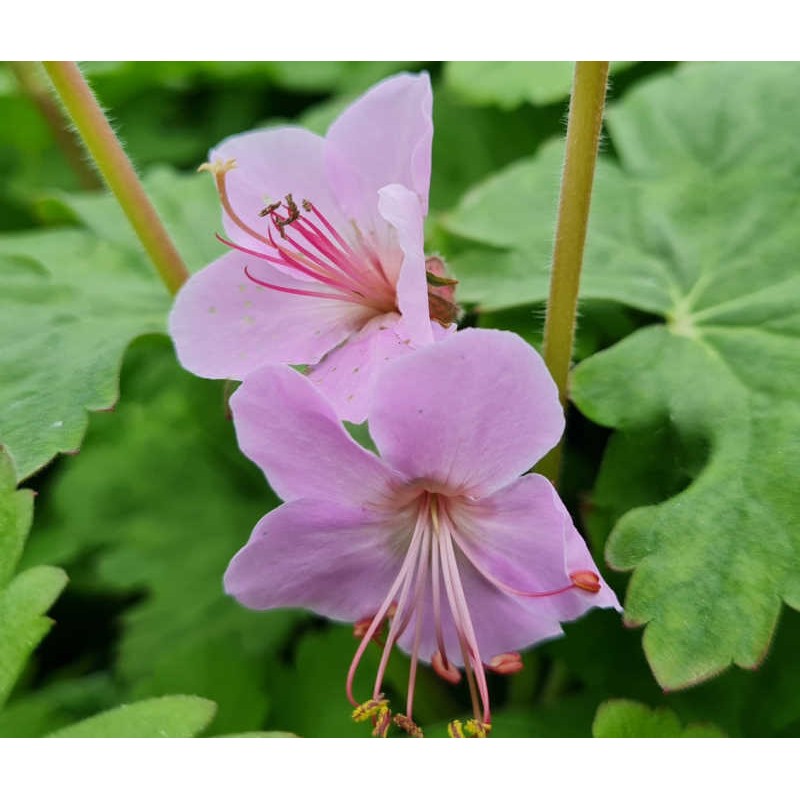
46 695 216 738
445 62 800 689
0 168 223 482
592 699 725 737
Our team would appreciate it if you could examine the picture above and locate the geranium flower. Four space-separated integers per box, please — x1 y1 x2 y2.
169 72 457 422
224 329 620 736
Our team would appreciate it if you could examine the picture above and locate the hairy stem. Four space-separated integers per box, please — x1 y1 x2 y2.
9 62 102 191
42 61 189 295
539 61 609 483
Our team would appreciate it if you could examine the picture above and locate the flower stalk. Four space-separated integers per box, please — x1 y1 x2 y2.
9 62 102 191
42 61 189 295
539 61 609 483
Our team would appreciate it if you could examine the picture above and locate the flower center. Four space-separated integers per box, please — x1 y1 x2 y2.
347 491 601 737
200 158 398 313
201 158 462 327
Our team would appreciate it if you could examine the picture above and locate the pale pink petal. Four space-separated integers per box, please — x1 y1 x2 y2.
169 250 370 379
211 127 349 249
394 475 618 666
369 328 565 497
377 184 434 345
306 312 418 424
450 474 621 622
326 73 433 217
225 498 405 621
229 362 397 504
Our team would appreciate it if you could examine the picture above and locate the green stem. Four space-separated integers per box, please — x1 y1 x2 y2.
42 61 189 295
9 62 102 191
538 61 609 484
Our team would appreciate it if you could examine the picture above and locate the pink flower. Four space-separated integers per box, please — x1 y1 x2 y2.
224 329 620 736
169 72 457 422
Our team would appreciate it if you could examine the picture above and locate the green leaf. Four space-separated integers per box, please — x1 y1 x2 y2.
0 232 166 480
443 139 670 313
444 61 634 110
27 337 298 735
446 62 800 689
42 167 225 273
0 448 32 586
0 673 118 737
570 62 800 689
441 140 561 310
46 695 216 738
0 168 224 482
0 448 67 710
592 699 725 737
216 731 298 738
0 565 68 709
266 624 382 738
267 62 423 94
430 89 564 213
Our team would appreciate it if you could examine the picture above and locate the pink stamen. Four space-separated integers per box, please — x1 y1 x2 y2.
430 524 452 672
279 215 393 304
297 212 393 296
437 524 492 724
345 510 426 708
405 521 431 719
265 224 356 290
243 266 355 302
304 201 360 259
271 223 357 284
446 515 600 601
371 499 430 702
218 234 360 295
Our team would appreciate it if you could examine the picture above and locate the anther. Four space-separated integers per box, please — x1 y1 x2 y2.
372 705 392 738
464 719 491 737
570 570 601 593
393 714 424 738
352 696 389 723
432 650 461 685
259 201 282 217
272 194 300 238
447 720 465 738
488 652 524 675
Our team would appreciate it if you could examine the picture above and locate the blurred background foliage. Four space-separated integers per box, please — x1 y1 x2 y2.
1 61 798 737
